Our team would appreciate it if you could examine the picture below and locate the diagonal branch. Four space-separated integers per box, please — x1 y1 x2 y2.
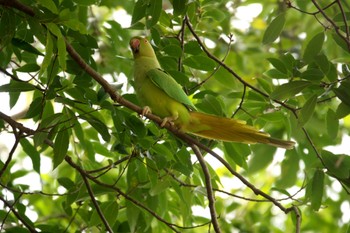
191 144 221 233
79 170 114 232
0 195 37 233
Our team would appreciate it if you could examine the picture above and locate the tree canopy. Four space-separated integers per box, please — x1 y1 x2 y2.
1 0 350 232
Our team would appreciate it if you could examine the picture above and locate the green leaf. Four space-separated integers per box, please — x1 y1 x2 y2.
57 36 67 70
336 102 350 118
131 0 147 25
276 149 299 189
25 97 43 118
299 94 317 126
37 0 58 14
267 57 288 74
0 10 16 48
149 178 171 196
163 44 182 58
303 32 325 63
126 200 140 233
183 55 216 71
262 13 285 44
331 32 350 53
333 80 350 107
270 81 312 100
61 19 87 34
203 9 226 22
57 177 75 190
40 32 54 78
151 144 174 162
72 0 97 5
125 115 147 138
300 68 324 81
248 145 275 174
53 129 69 169
146 0 162 28
90 201 119 227
46 23 62 38
326 109 339 139
311 169 324 211
34 113 63 147
184 41 202 55
11 38 44 56
196 94 224 116
263 69 289 79
20 138 40 174
223 142 249 169
321 150 350 180
173 0 187 16
16 63 40 73
0 82 36 92
81 116 111 142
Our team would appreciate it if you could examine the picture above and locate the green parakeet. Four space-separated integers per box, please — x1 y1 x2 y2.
130 37 295 149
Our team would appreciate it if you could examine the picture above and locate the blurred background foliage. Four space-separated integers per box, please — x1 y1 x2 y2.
1 0 350 232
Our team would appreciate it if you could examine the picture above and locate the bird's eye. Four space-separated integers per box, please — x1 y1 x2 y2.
144 39 148 43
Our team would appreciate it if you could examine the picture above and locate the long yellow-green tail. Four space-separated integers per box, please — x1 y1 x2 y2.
183 112 295 149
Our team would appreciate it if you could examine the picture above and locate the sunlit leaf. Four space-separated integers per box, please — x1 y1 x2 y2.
270 81 312 100
303 32 325 63
262 13 285 44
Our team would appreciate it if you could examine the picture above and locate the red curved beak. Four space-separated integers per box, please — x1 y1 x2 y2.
130 38 140 53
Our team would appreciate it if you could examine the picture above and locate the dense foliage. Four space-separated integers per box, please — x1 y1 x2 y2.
1 0 350 232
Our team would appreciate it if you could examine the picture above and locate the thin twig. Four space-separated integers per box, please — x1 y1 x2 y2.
0 195 37 233
65 156 181 233
191 144 221 233
80 170 114 232
311 0 350 51
0 128 21 178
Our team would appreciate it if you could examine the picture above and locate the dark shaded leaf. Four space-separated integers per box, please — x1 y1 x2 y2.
11 38 44 56
311 169 324 211
20 138 40 174
183 55 216 71
333 80 350 107
146 0 162 28
53 129 69 169
173 0 187 16
16 63 40 73
299 94 317 126
326 109 338 139
0 82 36 92
25 97 43 118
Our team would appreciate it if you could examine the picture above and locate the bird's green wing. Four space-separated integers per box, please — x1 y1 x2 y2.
146 68 196 110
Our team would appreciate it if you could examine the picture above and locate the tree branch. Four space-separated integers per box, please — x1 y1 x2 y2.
191 144 221 233
79 170 114 232
0 195 37 233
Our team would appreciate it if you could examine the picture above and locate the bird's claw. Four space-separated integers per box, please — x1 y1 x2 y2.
141 106 152 117
160 116 178 127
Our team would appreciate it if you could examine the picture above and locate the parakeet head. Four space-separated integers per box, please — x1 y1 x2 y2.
130 37 156 58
